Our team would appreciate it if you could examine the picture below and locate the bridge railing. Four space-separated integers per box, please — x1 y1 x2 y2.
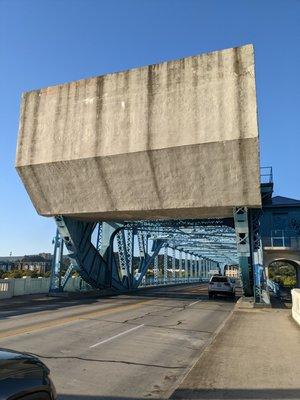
262 230 300 249
267 279 281 297
139 276 208 288
260 166 273 184
0 276 208 300
0 277 93 299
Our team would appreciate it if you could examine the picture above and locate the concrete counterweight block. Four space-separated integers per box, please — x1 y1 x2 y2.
16 44 261 221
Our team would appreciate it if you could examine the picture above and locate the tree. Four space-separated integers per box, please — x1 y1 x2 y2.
269 261 296 288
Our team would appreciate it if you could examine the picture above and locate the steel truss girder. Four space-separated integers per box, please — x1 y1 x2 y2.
233 207 253 297
121 218 238 268
249 209 269 304
54 216 117 290
52 216 167 292
123 218 234 230
51 215 258 293
164 244 168 282
49 229 64 292
116 230 131 280
96 222 103 251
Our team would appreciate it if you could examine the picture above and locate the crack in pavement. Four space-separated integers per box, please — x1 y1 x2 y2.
26 352 187 370
78 318 214 334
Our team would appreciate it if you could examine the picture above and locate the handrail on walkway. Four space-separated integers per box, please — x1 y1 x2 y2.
267 279 281 297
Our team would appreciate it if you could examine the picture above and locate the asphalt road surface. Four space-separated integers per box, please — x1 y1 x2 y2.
0 283 236 399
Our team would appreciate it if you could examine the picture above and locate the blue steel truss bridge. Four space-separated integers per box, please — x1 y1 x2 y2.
50 206 264 303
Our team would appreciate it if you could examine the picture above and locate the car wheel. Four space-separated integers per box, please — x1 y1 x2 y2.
208 292 213 299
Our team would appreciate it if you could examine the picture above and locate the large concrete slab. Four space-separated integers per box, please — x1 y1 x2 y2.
16 44 261 221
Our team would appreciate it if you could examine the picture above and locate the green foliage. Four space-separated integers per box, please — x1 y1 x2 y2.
0 269 51 279
269 261 297 288
5 270 24 279
282 276 296 287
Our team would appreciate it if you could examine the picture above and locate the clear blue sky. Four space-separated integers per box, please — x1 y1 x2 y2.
0 0 299 256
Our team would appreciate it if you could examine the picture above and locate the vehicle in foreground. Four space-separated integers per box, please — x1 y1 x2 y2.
0 348 57 400
208 275 236 299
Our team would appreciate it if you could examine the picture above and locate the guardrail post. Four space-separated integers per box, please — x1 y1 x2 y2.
172 248 176 282
163 244 168 284
153 255 158 285
179 251 183 278
184 252 188 281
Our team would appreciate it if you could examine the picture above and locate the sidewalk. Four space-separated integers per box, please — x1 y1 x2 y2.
171 298 300 400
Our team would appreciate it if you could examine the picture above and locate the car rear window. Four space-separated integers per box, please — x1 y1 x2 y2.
211 277 228 283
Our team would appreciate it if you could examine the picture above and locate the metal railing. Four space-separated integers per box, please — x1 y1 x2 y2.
262 230 300 249
260 166 273 184
139 276 208 288
267 279 281 297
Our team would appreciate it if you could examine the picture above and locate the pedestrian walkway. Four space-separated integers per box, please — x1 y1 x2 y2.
171 297 300 400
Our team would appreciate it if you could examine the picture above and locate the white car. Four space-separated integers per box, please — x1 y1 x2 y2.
208 275 236 299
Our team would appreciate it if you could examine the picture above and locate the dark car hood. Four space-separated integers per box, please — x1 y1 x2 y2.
0 348 49 378
0 348 39 363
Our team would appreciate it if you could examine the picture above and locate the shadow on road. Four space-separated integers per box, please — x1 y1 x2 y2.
58 388 300 400
0 293 112 320
59 397 149 400
0 283 238 320
131 284 240 304
171 388 300 399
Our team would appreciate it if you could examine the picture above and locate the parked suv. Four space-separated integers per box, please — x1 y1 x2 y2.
0 348 57 400
208 275 235 299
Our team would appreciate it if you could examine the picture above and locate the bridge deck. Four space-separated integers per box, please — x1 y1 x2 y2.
0 283 235 399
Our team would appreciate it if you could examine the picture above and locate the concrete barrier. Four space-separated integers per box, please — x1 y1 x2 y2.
0 280 14 299
0 276 93 299
291 289 300 325
0 276 203 299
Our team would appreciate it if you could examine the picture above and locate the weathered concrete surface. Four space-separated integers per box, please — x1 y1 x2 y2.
16 44 261 221
172 305 300 400
292 289 300 325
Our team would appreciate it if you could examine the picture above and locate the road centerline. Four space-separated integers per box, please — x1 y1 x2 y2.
89 324 145 348
0 300 152 340
188 300 202 307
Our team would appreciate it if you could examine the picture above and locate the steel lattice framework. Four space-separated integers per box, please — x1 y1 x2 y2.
50 216 240 294
45 168 274 305
123 219 238 266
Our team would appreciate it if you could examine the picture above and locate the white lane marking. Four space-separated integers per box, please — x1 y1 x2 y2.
89 324 144 348
188 300 202 307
